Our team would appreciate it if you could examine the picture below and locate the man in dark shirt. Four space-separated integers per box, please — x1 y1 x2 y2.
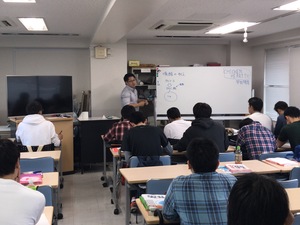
122 111 172 166
174 102 228 152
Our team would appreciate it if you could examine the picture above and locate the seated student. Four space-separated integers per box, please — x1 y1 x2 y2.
277 106 300 152
103 105 135 144
16 101 63 150
228 173 294 225
0 139 45 225
122 111 172 166
236 118 276 160
174 102 228 152
163 138 237 225
163 107 191 145
247 97 273 131
273 101 288 138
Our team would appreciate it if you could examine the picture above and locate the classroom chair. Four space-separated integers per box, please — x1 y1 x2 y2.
293 213 300 225
18 143 55 152
290 167 300 187
278 179 299 189
129 155 171 168
20 157 55 173
258 151 294 161
219 152 235 162
37 185 53 206
146 179 173 194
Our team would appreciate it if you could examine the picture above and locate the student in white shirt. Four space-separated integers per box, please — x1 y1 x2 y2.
164 107 191 145
0 139 45 225
247 97 273 131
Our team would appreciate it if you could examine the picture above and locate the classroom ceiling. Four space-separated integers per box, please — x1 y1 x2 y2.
1 0 300 47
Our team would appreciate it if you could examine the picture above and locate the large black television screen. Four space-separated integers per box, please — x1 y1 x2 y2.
7 75 73 117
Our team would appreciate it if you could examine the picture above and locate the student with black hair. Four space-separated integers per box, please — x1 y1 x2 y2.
273 101 288 138
228 173 294 225
163 107 191 145
0 139 45 225
247 97 273 131
236 118 276 159
16 101 63 148
163 138 236 225
174 102 228 152
103 105 135 144
277 106 300 151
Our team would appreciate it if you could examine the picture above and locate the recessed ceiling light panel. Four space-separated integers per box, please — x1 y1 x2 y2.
3 0 36 3
206 22 259 34
273 0 300 10
18 18 48 31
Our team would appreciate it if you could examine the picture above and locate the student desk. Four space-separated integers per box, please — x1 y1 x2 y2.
120 160 280 225
136 188 300 225
262 160 300 173
39 206 54 225
39 172 60 225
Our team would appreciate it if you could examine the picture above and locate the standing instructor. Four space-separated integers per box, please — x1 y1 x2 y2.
121 73 148 110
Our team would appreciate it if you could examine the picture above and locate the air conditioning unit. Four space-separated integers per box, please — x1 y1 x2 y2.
151 20 213 31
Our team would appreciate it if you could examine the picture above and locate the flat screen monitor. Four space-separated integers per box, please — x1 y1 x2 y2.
7 75 73 117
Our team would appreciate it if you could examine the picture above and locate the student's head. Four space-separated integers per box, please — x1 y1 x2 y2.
129 111 147 125
167 107 181 121
186 137 219 173
228 173 294 225
0 139 20 178
274 101 288 115
284 106 300 124
193 102 212 119
248 97 263 113
123 73 137 88
121 105 135 120
26 101 43 115
239 118 253 129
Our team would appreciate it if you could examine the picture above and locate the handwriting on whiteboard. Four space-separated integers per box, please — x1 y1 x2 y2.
223 68 250 85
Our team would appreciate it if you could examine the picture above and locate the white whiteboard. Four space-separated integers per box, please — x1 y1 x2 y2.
155 66 252 118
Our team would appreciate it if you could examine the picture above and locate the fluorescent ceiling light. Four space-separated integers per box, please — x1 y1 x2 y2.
206 22 259 34
19 18 48 31
3 0 36 2
273 0 300 10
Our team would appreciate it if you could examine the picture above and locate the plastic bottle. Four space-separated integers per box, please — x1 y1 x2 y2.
235 146 242 164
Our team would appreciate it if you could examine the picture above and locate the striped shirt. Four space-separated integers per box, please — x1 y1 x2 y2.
163 172 236 225
236 121 276 159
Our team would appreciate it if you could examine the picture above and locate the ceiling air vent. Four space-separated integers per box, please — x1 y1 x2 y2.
151 20 213 31
0 18 17 27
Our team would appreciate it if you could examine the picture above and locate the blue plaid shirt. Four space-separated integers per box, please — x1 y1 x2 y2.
163 172 236 225
236 121 276 159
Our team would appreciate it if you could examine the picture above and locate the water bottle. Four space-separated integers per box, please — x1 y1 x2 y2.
235 146 242 164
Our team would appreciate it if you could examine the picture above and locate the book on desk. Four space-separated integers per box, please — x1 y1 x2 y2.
140 194 165 211
265 158 299 167
218 164 252 174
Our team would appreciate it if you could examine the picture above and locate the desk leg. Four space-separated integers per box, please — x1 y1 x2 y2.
112 155 120 214
125 181 130 225
101 140 108 187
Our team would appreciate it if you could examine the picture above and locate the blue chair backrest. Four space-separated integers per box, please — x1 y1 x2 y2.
294 145 300 162
289 167 300 187
258 151 294 161
278 179 299 189
20 157 55 173
219 152 235 162
37 185 53 206
146 179 173 194
129 155 171 168
293 213 300 225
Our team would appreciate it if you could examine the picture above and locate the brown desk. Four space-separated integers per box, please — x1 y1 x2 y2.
120 161 281 225
136 188 300 224
21 150 61 162
43 206 54 225
286 188 300 213
262 160 300 173
219 160 281 175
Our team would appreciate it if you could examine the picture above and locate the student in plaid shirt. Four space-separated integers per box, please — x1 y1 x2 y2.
163 138 236 225
103 105 135 144
236 118 276 160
